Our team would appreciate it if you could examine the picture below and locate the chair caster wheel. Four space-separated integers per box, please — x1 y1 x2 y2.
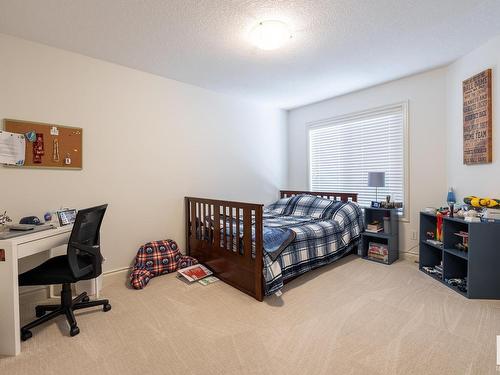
82 296 90 303
103 304 112 312
70 326 80 337
35 307 46 318
21 330 32 341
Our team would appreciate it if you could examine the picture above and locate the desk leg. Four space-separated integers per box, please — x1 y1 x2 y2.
95 277 100 299
0 242 21 356
48 248 59 299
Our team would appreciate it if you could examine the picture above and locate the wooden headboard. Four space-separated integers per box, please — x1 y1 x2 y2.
280 190 358 203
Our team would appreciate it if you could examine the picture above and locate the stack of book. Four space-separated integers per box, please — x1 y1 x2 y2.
482 209 500 222
367 242 388 263
366 221 383 233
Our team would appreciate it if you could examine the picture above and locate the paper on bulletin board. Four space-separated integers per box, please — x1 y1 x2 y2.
0 130 25 166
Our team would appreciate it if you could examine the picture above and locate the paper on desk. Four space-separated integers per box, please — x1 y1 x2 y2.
0 131 25 166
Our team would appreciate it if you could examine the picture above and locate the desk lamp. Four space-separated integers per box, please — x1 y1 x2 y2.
368 172 385 203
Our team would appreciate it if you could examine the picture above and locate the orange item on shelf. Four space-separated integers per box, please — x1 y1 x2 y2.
436 213 443 242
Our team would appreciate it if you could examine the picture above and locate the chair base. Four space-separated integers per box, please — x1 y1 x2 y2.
21 283 111 341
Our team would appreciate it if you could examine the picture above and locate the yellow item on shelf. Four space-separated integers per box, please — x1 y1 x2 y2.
464 196 500 208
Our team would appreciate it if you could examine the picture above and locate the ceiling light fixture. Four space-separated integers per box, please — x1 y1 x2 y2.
249 20 292 51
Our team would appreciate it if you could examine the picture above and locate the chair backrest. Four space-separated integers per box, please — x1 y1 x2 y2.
67 204 108 280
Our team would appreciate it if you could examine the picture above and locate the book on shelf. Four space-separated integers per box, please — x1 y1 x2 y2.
368 242 388 255
368 250 388 257
177 264 213 283
366 221 383 232
368 249 388 256
367 242 389 262
366 227 384 233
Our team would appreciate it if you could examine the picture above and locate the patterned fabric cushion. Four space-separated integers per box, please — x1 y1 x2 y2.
130 239 198 289
272 194 337 219
130 268 153 290
264 196 294 215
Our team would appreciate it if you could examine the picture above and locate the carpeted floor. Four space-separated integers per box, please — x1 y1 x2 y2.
1 255 499 375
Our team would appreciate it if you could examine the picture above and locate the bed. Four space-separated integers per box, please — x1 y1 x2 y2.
185 190 364 301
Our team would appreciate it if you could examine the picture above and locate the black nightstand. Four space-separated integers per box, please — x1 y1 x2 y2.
360 207 399 265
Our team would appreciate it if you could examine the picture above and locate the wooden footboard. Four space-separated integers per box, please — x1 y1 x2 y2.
185 197 264 301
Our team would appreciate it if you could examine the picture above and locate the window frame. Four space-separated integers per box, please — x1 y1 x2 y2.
306 101 410 222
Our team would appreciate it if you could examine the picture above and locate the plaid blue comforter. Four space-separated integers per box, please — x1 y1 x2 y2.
262 195 364 295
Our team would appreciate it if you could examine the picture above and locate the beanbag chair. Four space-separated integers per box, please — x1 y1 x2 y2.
130 239 197 289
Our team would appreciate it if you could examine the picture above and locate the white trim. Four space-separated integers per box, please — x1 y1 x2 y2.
306 101 410 222
400 251 418 263
402 101 410 223
103 266 132 276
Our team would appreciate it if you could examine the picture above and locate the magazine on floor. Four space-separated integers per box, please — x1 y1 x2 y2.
177 264 213 282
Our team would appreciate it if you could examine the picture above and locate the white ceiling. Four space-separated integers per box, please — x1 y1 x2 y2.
1 0 500 109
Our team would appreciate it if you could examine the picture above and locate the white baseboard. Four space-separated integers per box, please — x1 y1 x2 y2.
103 266 132 276
400 251 419 263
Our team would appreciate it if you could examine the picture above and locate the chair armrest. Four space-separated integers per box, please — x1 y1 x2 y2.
70 242 104 263
70 242 100 255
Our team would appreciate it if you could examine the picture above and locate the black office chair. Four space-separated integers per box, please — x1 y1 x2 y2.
19 204 111 340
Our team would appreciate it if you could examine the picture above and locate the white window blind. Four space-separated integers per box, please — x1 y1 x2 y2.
309 103 407 210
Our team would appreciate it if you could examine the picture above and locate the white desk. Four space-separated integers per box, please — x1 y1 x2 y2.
0 225 72 356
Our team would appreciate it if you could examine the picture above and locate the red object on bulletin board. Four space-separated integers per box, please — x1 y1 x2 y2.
33 133 44 164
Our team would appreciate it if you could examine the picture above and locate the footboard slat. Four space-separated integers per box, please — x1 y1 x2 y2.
229 206 234 253
243 207 252 261
214 203 221 248
235 208 240 255
254 207 263 296
190 200 196 239
199 203 203 239
185 196 264 301
222 206 227 250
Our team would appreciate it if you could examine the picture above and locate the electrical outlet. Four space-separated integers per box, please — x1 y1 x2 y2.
411 230 418 241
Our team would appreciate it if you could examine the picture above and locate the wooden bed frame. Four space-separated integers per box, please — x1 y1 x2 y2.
185 190 358 301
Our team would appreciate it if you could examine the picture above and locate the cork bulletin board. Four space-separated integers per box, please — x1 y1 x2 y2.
463 69 492 165
3 119 82 169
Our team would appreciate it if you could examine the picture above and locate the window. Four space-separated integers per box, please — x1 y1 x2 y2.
308 102 408 217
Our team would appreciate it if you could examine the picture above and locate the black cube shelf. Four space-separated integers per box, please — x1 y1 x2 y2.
419 212 500 299
361 207 399 265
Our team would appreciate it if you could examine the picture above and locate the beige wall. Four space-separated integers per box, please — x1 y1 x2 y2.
287 68 448 256
0 34 287 273
446 34 500 201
